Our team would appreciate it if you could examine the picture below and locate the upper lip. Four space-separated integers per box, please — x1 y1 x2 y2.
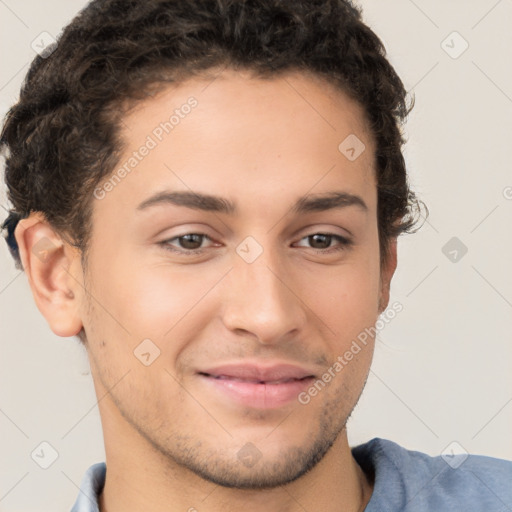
197 362 317 382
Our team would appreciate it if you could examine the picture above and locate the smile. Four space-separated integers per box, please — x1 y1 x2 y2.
197 372 316 409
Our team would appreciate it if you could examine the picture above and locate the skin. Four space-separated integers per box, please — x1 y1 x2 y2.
16 68 397 512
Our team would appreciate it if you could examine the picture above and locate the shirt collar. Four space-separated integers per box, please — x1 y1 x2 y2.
69 462 106 512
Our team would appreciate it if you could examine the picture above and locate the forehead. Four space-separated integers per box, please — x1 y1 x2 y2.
124 67 373 148
94 69 376 219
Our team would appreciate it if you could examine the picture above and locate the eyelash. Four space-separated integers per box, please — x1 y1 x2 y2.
157 233 353 256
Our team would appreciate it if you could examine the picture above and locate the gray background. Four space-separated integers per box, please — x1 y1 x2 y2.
1 0 511 510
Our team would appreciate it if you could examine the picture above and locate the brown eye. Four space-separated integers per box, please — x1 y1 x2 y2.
307 234 333 249
158 233 214 254
176 234 205 250
294 233 353 253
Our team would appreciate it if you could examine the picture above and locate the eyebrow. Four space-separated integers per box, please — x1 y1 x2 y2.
136 190 368 215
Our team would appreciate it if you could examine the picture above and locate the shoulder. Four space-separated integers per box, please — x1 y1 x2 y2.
352 438 512 512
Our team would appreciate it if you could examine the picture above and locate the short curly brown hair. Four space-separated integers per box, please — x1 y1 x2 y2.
1 0 422 271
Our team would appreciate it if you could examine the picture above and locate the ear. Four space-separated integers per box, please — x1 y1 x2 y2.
14 212 84 338
378 237 398 313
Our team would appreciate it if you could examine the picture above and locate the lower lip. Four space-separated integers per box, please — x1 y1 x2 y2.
198 374 315 409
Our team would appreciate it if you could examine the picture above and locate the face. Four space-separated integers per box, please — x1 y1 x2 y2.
76 69 395 488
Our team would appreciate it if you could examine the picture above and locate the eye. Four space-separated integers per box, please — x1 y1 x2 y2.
294 233 352 253
157 233 216 255
157 232 352 256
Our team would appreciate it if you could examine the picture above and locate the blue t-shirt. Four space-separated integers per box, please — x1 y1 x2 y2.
70 438 512 511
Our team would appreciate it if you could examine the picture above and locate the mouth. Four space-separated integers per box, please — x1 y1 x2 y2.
196 364 317 409
198 373 313 385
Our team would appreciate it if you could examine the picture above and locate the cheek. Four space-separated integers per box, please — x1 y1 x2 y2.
121 270 186 329
88 258 232 367
298 256 382 339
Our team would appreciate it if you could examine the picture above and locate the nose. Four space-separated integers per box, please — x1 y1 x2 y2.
220 247 307 345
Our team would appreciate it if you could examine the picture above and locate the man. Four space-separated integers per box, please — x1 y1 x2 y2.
1 0 510 510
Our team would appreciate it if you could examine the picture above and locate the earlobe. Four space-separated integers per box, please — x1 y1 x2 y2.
14 212 84 338
378 237 398 313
